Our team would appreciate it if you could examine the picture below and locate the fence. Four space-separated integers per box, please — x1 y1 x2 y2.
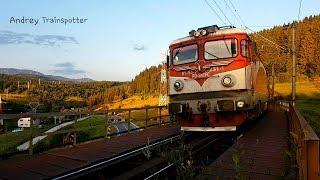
287 103 320 179
0 106 171 158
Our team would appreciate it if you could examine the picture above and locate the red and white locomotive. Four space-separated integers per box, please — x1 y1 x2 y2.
167 25 268 131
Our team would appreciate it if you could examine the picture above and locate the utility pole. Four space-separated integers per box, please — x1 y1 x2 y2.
292 23 296 106
271 62 275 100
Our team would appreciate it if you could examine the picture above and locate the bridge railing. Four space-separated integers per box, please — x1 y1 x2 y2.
287 103 320 180
0 106 171 158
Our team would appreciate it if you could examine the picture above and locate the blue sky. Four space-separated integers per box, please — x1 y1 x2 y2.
0 0 319 81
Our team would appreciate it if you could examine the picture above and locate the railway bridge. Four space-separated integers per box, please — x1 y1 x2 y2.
0 103 318 179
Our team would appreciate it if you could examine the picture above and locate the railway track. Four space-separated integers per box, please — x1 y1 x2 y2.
52 133 182 180
134 116 265 179
55 114 263 179
76 132 237 179
144 132 235 179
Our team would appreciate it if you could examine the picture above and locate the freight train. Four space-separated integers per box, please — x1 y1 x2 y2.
167 25 269 131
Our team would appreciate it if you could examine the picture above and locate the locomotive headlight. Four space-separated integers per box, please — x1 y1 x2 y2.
236 100 245 108
200 29 207 36
221 75 236 87
194 30 201 37
223 77 232 85
221 76 232 87
173 80 184 91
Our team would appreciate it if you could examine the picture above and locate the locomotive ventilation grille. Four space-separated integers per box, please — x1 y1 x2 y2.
217 100 235 111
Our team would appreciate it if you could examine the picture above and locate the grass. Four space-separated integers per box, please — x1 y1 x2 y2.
65 96 85 102
0 126 46 157
62 115 117 138
0 116 118 156
34 116 117 153
275 80 320 136
120 108 169 128
296 98 320 136
105 95 160 109
0 93 27 100
274 81 320 98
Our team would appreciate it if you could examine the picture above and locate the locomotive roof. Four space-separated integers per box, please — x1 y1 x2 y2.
170 28 247 45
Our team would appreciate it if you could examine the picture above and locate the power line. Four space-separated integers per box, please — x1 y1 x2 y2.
204 0 290 53
227 0 246 27
222 0 241 27
246 26 289 52
203 0 227 25
298 0 303 20
224 0 290 52
210 0 233 26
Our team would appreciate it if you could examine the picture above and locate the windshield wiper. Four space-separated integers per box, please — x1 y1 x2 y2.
205 50 219 59
223 39 231 56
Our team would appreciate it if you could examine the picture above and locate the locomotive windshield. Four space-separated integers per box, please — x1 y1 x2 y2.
173 44 198 65
204 39 237 60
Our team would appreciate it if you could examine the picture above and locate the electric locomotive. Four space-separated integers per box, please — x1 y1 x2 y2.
167 25 268 131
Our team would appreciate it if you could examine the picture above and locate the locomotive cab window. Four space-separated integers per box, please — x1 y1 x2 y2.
241 40 249 57
172 44 198 65
204 39 237 60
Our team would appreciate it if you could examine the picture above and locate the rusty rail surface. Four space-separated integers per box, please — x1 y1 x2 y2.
0 106 171 158
287 103 320 180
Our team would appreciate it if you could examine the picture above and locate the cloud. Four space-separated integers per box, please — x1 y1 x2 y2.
52 62 86 75
0 30 78 46
133 43 147 51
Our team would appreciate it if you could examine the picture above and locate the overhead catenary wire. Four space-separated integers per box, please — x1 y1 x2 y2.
227 0 246 27
210 0 233 26
224 0 291 53
245 26 289 52
203 0 227 25
222 0 241 27
203 0 291 53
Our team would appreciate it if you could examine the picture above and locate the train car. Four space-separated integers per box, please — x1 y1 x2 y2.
167 25 269 132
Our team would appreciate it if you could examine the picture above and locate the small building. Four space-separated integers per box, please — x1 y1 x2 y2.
18 117 40 128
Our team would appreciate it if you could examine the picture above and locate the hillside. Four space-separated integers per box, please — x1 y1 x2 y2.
0 68 94 82
88 65 162 108
252 15 320 79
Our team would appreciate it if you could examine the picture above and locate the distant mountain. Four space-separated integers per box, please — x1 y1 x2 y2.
0 68 44 76
0 68 95 82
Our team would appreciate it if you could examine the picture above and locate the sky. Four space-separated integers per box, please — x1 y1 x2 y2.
0 0 319 81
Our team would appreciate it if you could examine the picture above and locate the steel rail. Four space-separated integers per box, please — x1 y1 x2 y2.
144 162 175 180
52 133 181 180
143 133 227 180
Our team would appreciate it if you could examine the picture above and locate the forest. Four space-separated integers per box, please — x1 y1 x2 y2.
253 15 320 80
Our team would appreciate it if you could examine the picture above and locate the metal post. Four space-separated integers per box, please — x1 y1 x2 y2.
73 132 77 146
73 115 77 146
28 117 34 155
128 110 131 133
145 107 149 129
292 23 296 106
159 107 162 126
272 62 275 100
105 110 109 138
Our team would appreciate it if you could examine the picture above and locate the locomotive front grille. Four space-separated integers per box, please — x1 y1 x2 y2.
217 100 235 111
